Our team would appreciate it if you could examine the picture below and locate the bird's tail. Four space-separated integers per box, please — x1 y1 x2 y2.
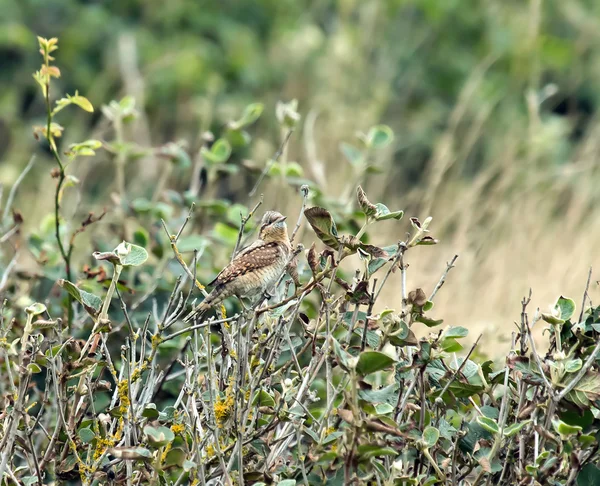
183 286 226 322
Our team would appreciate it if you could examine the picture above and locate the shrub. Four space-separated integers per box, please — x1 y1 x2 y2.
0 36 599 486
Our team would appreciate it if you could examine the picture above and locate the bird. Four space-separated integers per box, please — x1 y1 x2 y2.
184 210 293 322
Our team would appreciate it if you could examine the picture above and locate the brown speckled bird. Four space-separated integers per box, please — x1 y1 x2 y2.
184 211 292 321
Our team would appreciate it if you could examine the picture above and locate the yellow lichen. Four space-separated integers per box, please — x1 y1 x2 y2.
117 379 130 415
160 442 172 462
206 443 215 458
151 333 163 349
214 393 234 428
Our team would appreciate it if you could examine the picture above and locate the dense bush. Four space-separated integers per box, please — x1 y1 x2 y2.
1 36 600 486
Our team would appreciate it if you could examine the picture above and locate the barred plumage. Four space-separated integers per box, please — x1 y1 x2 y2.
184 211 292 321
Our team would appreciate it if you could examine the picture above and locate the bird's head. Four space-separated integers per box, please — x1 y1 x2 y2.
259 211 289 242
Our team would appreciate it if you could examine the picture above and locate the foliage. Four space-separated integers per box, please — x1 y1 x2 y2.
0 35 599 486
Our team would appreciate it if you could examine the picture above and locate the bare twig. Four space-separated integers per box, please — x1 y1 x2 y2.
429 254 459 301
249 129 294 197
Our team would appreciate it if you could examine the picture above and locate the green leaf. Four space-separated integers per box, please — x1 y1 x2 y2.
552 419 582 439
201 139 231 164
164 448 186 467
144 426 174 448
441 338 463 353
332 338 353 372
476 416 499 435
115 241 149 267
27 363 42 373
252 390 276 408
230 103 264 129
565 358 583 373
183 459 197 472
303 207 340 248
53 91 94 115
277 481 297 486
340 142 364 166
422 426 440 448
367 125 394 148
503 420 531 437
58 279 102 317
142 404 159 419
356 351 396 376
443 326 469 339
373 203 404 221
67 139 102 157
556 296 576 321
414 315 444 327
79 427 95 444
356 444 398 460
25 303 47 316
69 93 94 112
368 244 398 275
578 464 600 486
285 161 304 177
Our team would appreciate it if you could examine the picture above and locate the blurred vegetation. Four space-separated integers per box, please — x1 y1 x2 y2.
0 1 599 484
2 0 600 345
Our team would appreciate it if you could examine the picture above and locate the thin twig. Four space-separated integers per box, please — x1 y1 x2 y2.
429 254 459 302
249 129 294 197
2 155 36 223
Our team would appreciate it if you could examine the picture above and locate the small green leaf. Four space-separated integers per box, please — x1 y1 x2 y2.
503 420 531 437
476 416 500 435
414 315 444 328
27 363 42 373
183 459 197 472
69 93 94 112
552 419 582 439
230 103 264 129
565 359 583 373
144 426 175 448
79 427 96 444
422 426 440 448
25 303 47 316
252 390 275 408
164 448 186 467
332 337 353 372
341 142 364 166
443 326 469 339
367 125 394 148
356 444 398 459
115 241 148 267
58 279 102 317
373 203 404 221
423 301 434 312
142 404 159 419
67 139 102 157
556 296 576 321
277 480 297 486
356 351 396 376
285 161 304 177
201 139 231 164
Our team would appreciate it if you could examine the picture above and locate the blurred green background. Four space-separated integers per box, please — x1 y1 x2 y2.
1 0 599 350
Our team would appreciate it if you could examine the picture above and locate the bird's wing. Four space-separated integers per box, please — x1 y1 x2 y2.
208 242 281 287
